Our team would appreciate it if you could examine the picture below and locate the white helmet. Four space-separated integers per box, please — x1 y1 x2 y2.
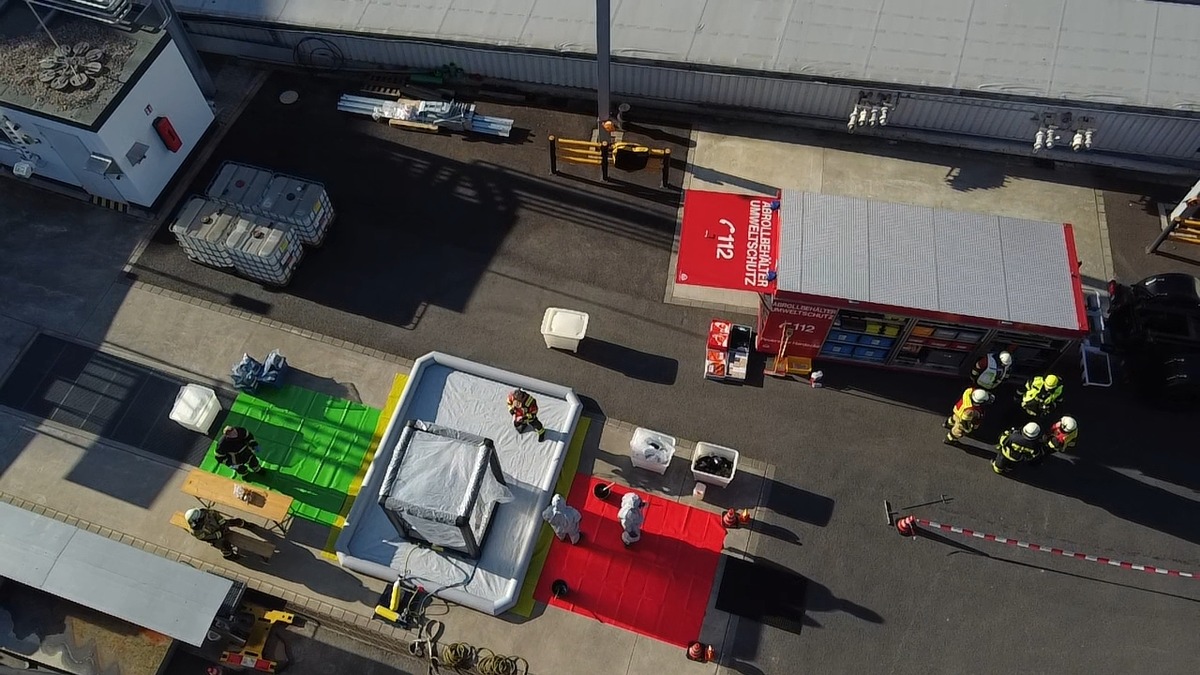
1059 416 1077 433
1021 422 1042 440
998 351 1013 367
970 389 992 405
185 508 204 528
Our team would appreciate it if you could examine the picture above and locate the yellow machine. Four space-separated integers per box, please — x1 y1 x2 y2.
548 136 673 188
373 578 423 627
218 601 293 673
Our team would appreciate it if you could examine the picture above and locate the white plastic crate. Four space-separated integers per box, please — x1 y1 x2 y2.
169 384 221 434
541 308 589 352
226 217 303 286
691 442 739 488
205 161 273 207
629 427 676 474
257 175 334 246
169 197 237 268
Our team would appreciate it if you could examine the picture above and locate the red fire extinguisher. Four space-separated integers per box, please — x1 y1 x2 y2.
153 116 182 153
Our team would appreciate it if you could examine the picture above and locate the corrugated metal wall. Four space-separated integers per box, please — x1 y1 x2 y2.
183 18 1200 163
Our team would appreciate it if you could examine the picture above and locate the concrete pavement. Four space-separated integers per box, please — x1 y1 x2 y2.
4 59 1200 675
0 278 777 675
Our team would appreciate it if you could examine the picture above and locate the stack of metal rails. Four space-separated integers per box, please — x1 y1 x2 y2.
337 94 515 138
166 162 337 286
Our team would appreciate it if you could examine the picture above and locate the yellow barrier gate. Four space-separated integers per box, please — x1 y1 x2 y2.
548 136 672 188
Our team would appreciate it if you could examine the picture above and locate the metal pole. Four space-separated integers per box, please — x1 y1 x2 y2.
154 0 215 97
548 135 558 175
596 0 611 143
1146 220 1177 254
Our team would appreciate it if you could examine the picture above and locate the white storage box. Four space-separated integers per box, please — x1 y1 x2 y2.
169 384 221 434
206 161 273 206
629 427 676 474
169 197 238 268
692 442 740 487
541 308 589 352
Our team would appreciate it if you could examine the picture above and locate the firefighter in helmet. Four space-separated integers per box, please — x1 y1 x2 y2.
993 422 1044 474
185 508 246 560
1044 415 1079 455
971 351 1013 391
945 387 995 443
1020 374 1064 417
506 388 546 442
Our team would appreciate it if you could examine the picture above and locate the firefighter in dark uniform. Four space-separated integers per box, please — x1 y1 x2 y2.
216 425 263 478
992 422 1043 474
185 508 246 560
506 389 546 442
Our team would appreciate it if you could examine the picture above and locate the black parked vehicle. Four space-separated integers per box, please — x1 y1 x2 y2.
1106 273 1200 407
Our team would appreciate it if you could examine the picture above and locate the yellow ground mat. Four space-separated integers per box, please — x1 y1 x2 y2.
321 372 409 560
509 415 592 617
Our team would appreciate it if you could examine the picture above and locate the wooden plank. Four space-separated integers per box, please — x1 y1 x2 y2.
170 511 277 561
181 469 293 524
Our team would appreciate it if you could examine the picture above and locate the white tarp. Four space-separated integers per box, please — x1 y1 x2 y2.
378 421 513 554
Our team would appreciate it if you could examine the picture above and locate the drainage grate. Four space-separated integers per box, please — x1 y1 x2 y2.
0 334 234 465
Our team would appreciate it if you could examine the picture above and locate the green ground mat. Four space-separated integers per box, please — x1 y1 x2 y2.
510 416 592 618
200 385 382 527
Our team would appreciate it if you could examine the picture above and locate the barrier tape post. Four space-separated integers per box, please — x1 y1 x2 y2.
896 515 1198 579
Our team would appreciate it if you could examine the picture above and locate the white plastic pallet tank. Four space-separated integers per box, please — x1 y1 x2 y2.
205 162 274 208
225 217 303 286
169 197 239 268
256 175 334 246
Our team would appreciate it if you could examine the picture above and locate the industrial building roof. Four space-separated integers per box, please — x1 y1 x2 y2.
175 0 1200 111
0 501 233 647
0 3 164 126
775 190 1088 332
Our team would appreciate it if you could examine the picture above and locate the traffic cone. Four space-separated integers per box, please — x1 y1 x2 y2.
721 509 739 529
737 509 752 526
895 515 917 537
686 641 717 663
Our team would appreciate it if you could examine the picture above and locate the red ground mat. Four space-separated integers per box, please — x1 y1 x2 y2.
533 474 726 647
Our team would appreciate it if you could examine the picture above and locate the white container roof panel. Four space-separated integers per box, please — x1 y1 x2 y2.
933 209 1009 321
0 502 232 647
775 190 1085 332
867 200 938 309
174 0 1200 110
998 216 1080 330
797 193 870 301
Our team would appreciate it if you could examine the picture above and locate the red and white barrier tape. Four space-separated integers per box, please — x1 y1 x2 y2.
897 516 1197 579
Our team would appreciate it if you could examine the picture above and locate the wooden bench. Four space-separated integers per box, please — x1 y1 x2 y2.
170 511 277 563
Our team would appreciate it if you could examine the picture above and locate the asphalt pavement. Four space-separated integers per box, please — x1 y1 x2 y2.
12 69 1200 673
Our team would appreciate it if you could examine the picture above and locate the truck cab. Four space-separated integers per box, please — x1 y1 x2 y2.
1106 273 1200 406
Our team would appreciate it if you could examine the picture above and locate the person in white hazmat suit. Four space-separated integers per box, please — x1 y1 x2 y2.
618 493 647 546
541 494 582 544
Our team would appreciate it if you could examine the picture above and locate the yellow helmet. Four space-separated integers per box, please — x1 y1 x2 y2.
1044 374 1060 388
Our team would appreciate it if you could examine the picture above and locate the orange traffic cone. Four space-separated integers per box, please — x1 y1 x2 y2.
895 515 917 537
737 509 752 526
686 641 717 663
721 509 739 529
